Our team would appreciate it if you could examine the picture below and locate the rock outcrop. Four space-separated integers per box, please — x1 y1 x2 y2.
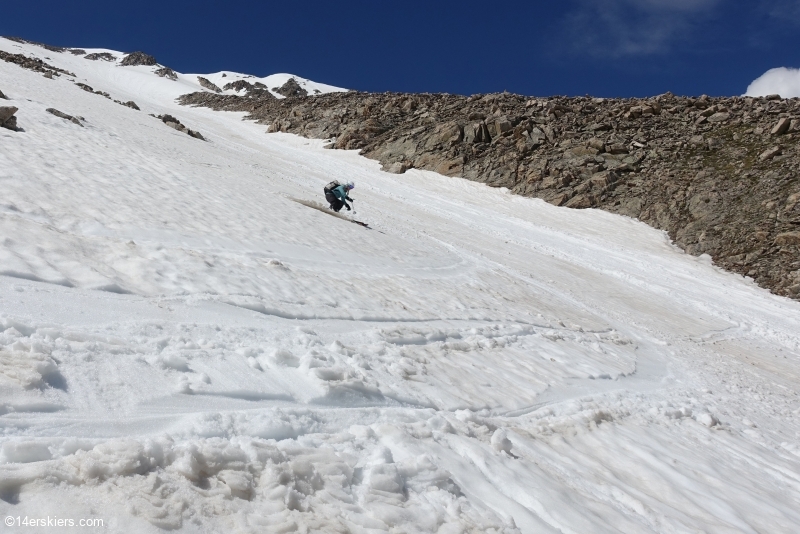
84 52 117 62
0 49 75 77
154 114 204 140
155 67 178 80
76 82 110 98
0 106 19 131
47 108 83 126
197 76 221 93
73 81 139 111
223 80 270 95
274 78 307 98
120 51 157 67
179 89 800 300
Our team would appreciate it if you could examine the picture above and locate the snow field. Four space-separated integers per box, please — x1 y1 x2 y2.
1 38 800 532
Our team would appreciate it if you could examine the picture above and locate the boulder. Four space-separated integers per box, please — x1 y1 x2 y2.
689 134 705 146
707 112 730 123
0 106 18 131
495 118 512 136
120 52 157 66
122 101 140 111
774 232 800 246
565 194 594 209
606 143 628 155
1 115 17 131
383 161 412 174
426 122 462 148
587 138 605 151
197 77 221 93
565 146 599 159
589 171 616 188
0 88 6 99
759 146 781 161
434 158 465 177
771 117 791 136
0 106 17 123
465 122 491 144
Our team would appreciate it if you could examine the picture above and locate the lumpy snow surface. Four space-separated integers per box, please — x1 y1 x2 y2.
1 38 800 533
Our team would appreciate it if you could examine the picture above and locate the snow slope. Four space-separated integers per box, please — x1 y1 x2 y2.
1 38 800 533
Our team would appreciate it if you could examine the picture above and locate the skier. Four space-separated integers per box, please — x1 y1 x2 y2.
324 180 355 212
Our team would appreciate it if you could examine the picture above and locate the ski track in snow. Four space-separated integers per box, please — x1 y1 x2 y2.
1 38 800 533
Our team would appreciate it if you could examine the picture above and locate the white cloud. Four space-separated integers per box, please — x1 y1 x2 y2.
745 67 800 97
562 0 722 57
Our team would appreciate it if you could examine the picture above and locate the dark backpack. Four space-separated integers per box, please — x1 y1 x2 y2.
324 180 340 193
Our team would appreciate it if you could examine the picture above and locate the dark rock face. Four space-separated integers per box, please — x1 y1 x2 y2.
47 108 82 126
0 106 19 131
120 52 157 66
155 67 178 80
197 76 221 93
69 49 86 55
179 89 800 300
0 88 6 99
274 78 308 98
84 52 117 62
121 101 140 111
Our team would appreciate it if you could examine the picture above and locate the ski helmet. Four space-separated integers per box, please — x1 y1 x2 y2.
346 181 355 190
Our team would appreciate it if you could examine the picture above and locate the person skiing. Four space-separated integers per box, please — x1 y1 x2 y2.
324 180 355 212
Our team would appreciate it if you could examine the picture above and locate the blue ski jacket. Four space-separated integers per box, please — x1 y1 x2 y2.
331 185 352 202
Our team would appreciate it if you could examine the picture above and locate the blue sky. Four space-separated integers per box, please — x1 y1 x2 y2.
2 0 798 97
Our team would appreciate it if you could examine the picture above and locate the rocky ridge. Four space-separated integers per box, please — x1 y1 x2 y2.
179 89 800 300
